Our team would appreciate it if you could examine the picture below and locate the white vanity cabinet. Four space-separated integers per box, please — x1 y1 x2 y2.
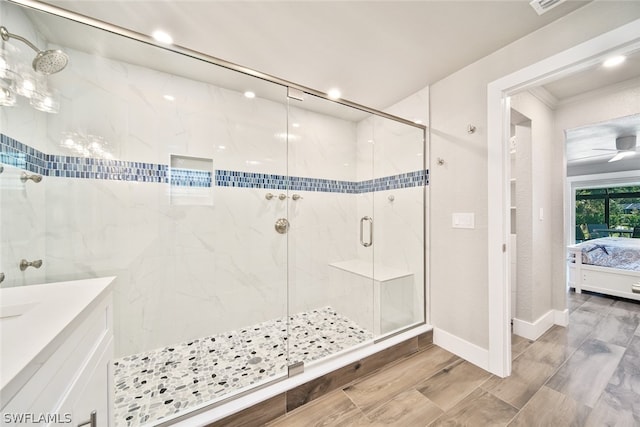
0 277 114 427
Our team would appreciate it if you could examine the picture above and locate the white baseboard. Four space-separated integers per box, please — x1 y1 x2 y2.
433 328 489 371
513 309 567 340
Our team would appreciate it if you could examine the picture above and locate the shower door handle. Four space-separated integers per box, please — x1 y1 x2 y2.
360 216 373 247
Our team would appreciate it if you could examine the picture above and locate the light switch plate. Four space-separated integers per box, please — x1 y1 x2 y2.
452 212 475 229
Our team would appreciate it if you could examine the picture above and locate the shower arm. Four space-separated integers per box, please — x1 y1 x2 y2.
0 26 41 54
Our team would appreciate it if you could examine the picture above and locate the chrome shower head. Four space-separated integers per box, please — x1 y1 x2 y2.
33 49 68 75
0 26 68 75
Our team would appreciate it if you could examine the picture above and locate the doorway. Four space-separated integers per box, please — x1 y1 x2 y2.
487 19 640 377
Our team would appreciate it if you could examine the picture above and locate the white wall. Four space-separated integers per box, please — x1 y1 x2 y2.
428 1 640 351
510 91 556 324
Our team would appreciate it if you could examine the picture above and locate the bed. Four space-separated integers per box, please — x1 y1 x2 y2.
568 237 640 301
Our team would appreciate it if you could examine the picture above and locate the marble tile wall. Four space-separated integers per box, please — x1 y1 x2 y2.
0 4 49 289
0 164 47 287
1 1 428 359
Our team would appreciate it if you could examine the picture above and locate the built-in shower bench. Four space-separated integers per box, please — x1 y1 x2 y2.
328 260 414 336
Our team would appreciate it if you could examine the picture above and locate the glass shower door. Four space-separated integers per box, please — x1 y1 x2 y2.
370 115 426 337
286 92 376 369
1 2 294 424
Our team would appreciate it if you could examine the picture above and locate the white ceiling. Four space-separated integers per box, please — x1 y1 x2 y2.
551 49 640 171
565 113 640 176
566 113 640 161
36 0 592 111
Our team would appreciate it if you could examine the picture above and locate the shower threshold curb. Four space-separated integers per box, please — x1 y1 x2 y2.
163 324 433 426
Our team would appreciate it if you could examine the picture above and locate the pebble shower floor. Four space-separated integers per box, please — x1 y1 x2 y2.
113 307 372 426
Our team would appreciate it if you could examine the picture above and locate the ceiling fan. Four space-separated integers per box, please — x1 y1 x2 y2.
593 135 639 162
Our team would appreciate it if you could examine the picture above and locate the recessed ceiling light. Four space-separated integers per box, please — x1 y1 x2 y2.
327 88 341 100
603 55 626 68
163 94 175 101
152 30 173 45
244 91 256 99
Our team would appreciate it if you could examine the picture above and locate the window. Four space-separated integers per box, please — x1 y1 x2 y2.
575 185 640 241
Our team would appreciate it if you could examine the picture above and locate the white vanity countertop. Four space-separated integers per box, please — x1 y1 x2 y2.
0 277 115 400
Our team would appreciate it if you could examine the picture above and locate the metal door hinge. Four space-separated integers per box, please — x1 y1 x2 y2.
287 87 304 101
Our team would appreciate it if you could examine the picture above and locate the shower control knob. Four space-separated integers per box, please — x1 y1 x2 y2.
275 218 290 234
19 259 43 271
20 172 43 183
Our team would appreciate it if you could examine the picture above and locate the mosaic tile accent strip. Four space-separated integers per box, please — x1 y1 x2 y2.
215 170 427 193
359 169 429 192
47 156 168 182
113 307 371 427
1 134 169 182
289 175 359 193
215 170 359 193
0 134 47 175
215 170 289 190
1 134 429 191
170 168 212 187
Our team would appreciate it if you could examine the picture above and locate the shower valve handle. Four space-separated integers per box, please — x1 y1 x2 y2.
21 172 43 183
19 259 43 271
275 218 289 234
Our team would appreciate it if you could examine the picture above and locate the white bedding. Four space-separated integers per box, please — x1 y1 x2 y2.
575 237 640 271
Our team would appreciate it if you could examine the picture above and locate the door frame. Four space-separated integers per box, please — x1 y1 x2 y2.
486 18 640 377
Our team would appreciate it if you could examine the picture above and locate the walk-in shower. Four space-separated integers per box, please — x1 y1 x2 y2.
0 1 427 425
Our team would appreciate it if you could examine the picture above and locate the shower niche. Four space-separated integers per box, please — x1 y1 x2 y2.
0 2 427 425
169 155 214 205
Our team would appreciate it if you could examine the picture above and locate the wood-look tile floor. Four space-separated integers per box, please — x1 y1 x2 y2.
267 291 640 426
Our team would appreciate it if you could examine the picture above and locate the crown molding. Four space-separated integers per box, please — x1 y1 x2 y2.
528 86 559 110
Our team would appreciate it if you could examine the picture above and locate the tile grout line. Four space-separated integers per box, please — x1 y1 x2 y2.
340 389 371 423
342 348 462 421
492 295 599 425
525 295 610 419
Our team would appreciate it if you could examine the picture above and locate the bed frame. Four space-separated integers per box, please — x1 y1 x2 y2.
568 245 640 301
